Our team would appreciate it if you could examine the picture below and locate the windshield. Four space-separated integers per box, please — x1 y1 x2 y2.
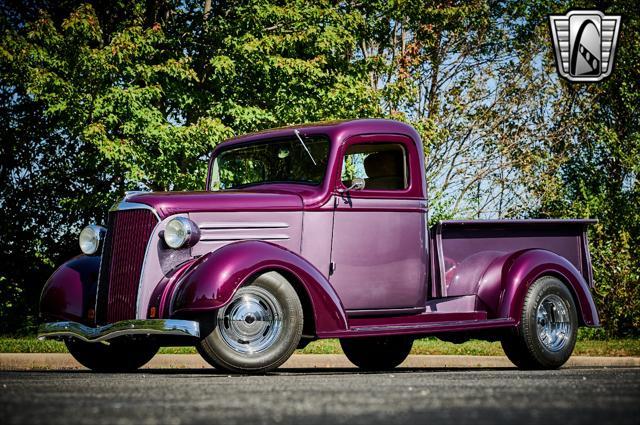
210 135 331 190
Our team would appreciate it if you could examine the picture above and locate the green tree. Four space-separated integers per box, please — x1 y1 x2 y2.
0 0 637 337
534 0 639 336
0 0 378 333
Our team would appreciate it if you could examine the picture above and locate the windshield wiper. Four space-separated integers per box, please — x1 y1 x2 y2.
294 129 317 166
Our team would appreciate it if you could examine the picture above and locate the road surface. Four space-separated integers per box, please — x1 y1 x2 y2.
1 367 639 425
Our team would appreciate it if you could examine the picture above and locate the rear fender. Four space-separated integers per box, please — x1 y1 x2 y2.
493 249 599 326
39 255 101 325
169 241 348 335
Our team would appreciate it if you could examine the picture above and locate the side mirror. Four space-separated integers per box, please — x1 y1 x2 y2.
341 178 365 192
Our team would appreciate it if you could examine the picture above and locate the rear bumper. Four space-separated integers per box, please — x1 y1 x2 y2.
37 319 200 343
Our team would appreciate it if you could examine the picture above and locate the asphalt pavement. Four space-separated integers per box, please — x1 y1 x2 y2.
1 366 639 425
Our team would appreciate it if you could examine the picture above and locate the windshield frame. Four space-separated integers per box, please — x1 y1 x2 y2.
206 133 332 191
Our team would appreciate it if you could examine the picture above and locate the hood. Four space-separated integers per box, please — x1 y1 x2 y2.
126 191 303 219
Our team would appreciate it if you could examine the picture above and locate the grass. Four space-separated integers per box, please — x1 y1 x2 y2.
298 338 640 356
1 337 638 357
0 338 68 354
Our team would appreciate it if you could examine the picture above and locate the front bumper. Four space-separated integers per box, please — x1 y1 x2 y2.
38 319 200 343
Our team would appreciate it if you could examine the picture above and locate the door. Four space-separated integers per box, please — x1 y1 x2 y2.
329 135 428 312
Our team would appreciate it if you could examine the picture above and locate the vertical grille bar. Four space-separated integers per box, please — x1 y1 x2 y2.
95 213 116 324
95 209 158 324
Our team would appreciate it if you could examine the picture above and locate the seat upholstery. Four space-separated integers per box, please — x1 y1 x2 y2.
363 150 405 190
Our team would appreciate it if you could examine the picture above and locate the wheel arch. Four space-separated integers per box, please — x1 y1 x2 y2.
168 240 348 336
269 268 317 339
498 249 599 327
532 271 585 326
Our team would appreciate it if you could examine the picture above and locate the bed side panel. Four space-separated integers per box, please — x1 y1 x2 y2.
433 221 593 298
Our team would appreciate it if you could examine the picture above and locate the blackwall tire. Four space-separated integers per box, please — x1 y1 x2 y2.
197 271 303 374
501 276 578 370
65 338 158 372
340 336 413 371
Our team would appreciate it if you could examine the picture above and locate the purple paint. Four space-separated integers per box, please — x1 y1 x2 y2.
128 191 303 219
170 240 348 335
499 249 599 326
330 196 428 310
39 119 599 353
40 255 100 325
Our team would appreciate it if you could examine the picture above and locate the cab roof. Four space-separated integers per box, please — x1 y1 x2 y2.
215 119 422 151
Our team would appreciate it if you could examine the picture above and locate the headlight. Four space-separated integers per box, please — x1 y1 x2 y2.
79 225 106 255
163 217 199 249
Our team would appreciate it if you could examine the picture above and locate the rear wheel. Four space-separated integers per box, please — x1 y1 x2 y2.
197 271 303 373
501 276 578 369
340 336 413 371
65 338 158 372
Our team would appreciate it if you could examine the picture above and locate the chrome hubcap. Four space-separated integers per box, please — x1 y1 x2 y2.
536 294 572 352
217 287 283 354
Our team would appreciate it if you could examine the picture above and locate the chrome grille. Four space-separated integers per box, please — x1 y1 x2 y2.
95 209 158 324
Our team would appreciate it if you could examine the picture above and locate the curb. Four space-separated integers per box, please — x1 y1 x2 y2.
1 353 639 371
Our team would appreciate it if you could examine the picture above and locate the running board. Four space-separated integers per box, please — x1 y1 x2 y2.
318 317 515 339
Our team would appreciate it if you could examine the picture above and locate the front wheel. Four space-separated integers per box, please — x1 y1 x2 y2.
340 336 413 371
501 276 578 369
197 271 303 373
65 338 158 372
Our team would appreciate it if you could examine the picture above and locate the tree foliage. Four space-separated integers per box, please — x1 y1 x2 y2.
532 0 640 336
0 0 637 336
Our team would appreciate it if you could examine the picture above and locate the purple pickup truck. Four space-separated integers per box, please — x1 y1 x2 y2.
38 119 599 373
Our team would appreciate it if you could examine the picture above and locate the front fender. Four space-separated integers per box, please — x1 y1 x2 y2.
170 241 348 335
497 249 599 326
40 255 100 325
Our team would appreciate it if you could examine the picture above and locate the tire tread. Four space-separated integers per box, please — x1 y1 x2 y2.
501 276 578 370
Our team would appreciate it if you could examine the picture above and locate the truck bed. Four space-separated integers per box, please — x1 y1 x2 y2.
430 219 596 299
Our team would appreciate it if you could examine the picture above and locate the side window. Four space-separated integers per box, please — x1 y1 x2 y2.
341 143 408 190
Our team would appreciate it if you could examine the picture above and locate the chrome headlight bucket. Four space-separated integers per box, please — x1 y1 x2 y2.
79 225 106 255
163 217 200 249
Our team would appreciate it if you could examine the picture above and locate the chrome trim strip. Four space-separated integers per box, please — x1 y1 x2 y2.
110 200 161 221
200 235 290 242
37 319 200 343
135 216 163 319
96 198 162 321
93 228 109 317
198 222 290 230
125 190 148 199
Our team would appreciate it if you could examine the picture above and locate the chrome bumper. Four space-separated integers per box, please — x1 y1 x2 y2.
38 319 200 343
